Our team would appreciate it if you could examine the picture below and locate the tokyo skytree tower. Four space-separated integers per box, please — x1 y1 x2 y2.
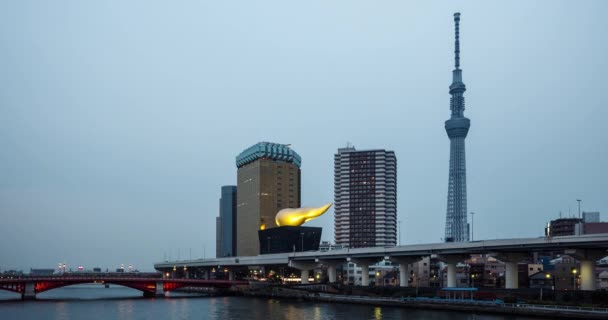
444 13 470 242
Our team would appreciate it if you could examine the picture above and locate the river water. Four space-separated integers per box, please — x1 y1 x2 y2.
0 285 544 320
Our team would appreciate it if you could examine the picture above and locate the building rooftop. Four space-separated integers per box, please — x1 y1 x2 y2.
236 142 302 168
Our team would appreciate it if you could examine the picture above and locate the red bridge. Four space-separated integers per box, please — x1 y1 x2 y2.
0 276 249 300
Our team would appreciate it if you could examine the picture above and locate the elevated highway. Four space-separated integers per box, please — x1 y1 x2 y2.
155 234 608 290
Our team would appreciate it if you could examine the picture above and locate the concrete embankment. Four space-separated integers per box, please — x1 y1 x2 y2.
239 286 608 319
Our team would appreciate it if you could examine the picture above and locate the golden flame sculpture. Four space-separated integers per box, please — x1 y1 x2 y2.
275 203 332 227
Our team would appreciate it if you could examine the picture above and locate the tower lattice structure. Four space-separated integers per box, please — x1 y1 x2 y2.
444 13 470 242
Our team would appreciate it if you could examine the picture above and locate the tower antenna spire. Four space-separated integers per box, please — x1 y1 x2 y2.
454 12 461 69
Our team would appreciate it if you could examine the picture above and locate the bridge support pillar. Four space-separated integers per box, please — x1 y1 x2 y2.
301 270 310 284
493 253 525 289
361 265 370 286
505 262 518 289
228 271 234 281
155 282 165 297
399 263 408 287
289 261 318 284
438 255 468 288
447 262 457 288
327 264 337 283
22 282 36 300
581 260 596 291
318 259 344 284
351 258 380 287
566 249 605 291
144 282 165 298
391 257 422 287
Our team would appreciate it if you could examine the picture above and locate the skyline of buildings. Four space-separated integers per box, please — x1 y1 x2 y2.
333 146 397 248
444 12 471 243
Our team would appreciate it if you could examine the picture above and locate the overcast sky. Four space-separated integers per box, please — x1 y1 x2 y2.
1 1 607 272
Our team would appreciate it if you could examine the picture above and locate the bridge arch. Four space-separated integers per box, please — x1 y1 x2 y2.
0 278 246 300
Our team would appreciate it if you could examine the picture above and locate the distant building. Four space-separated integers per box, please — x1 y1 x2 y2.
529 271 554 289
549 218 582 237
235 142 301 256
599 271 608 289
216 216 221 258
334 146 397 248
30 269 54 276
318 241 343 252
583 211 600 223
578 222 608 235
550 255 579 290
216 185 237 257
409 257 441 287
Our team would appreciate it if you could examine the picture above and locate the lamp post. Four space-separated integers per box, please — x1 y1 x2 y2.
470 212 475 241
572 268 578 290
398 220 402 245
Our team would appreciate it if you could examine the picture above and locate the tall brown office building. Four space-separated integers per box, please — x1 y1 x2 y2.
235 142 302 256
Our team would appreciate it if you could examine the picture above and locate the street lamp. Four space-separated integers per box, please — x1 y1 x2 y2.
545 273 555 290
470 212 475 241
571 268 578 290
398 220 402 245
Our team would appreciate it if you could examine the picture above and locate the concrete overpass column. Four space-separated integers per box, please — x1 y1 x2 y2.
300 270 310 284
327 265 337 283
566 249 605 291
351 258 379 287
580 260 596 291
438 255 468 288
361 265 370 286
391 257 421 288
22 282 36 300
399 263 408 287
289 261 318 285
494 253 525 289
318 260 344 284
228 270 234 281
505 262 518 289
447 262 457 288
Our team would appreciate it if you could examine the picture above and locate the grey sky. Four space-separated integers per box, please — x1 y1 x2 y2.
1 1 607 271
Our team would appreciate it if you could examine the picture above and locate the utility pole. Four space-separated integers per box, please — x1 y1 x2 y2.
398 220 402 245
470 212 475 241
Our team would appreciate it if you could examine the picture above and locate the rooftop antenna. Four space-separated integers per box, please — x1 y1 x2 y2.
454 12 461 69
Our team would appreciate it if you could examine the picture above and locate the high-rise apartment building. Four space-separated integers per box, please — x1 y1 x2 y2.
235 142 301 256
334 146 397 248
444 13 471 242
216 185 237 257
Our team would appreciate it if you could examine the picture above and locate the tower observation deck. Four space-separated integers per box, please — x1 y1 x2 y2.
444 12 470 242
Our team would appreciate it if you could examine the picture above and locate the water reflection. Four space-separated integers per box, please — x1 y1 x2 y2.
374 306 382 319
0 288 545 320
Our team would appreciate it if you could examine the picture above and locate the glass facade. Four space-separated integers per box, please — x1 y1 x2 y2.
218 185 237 257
